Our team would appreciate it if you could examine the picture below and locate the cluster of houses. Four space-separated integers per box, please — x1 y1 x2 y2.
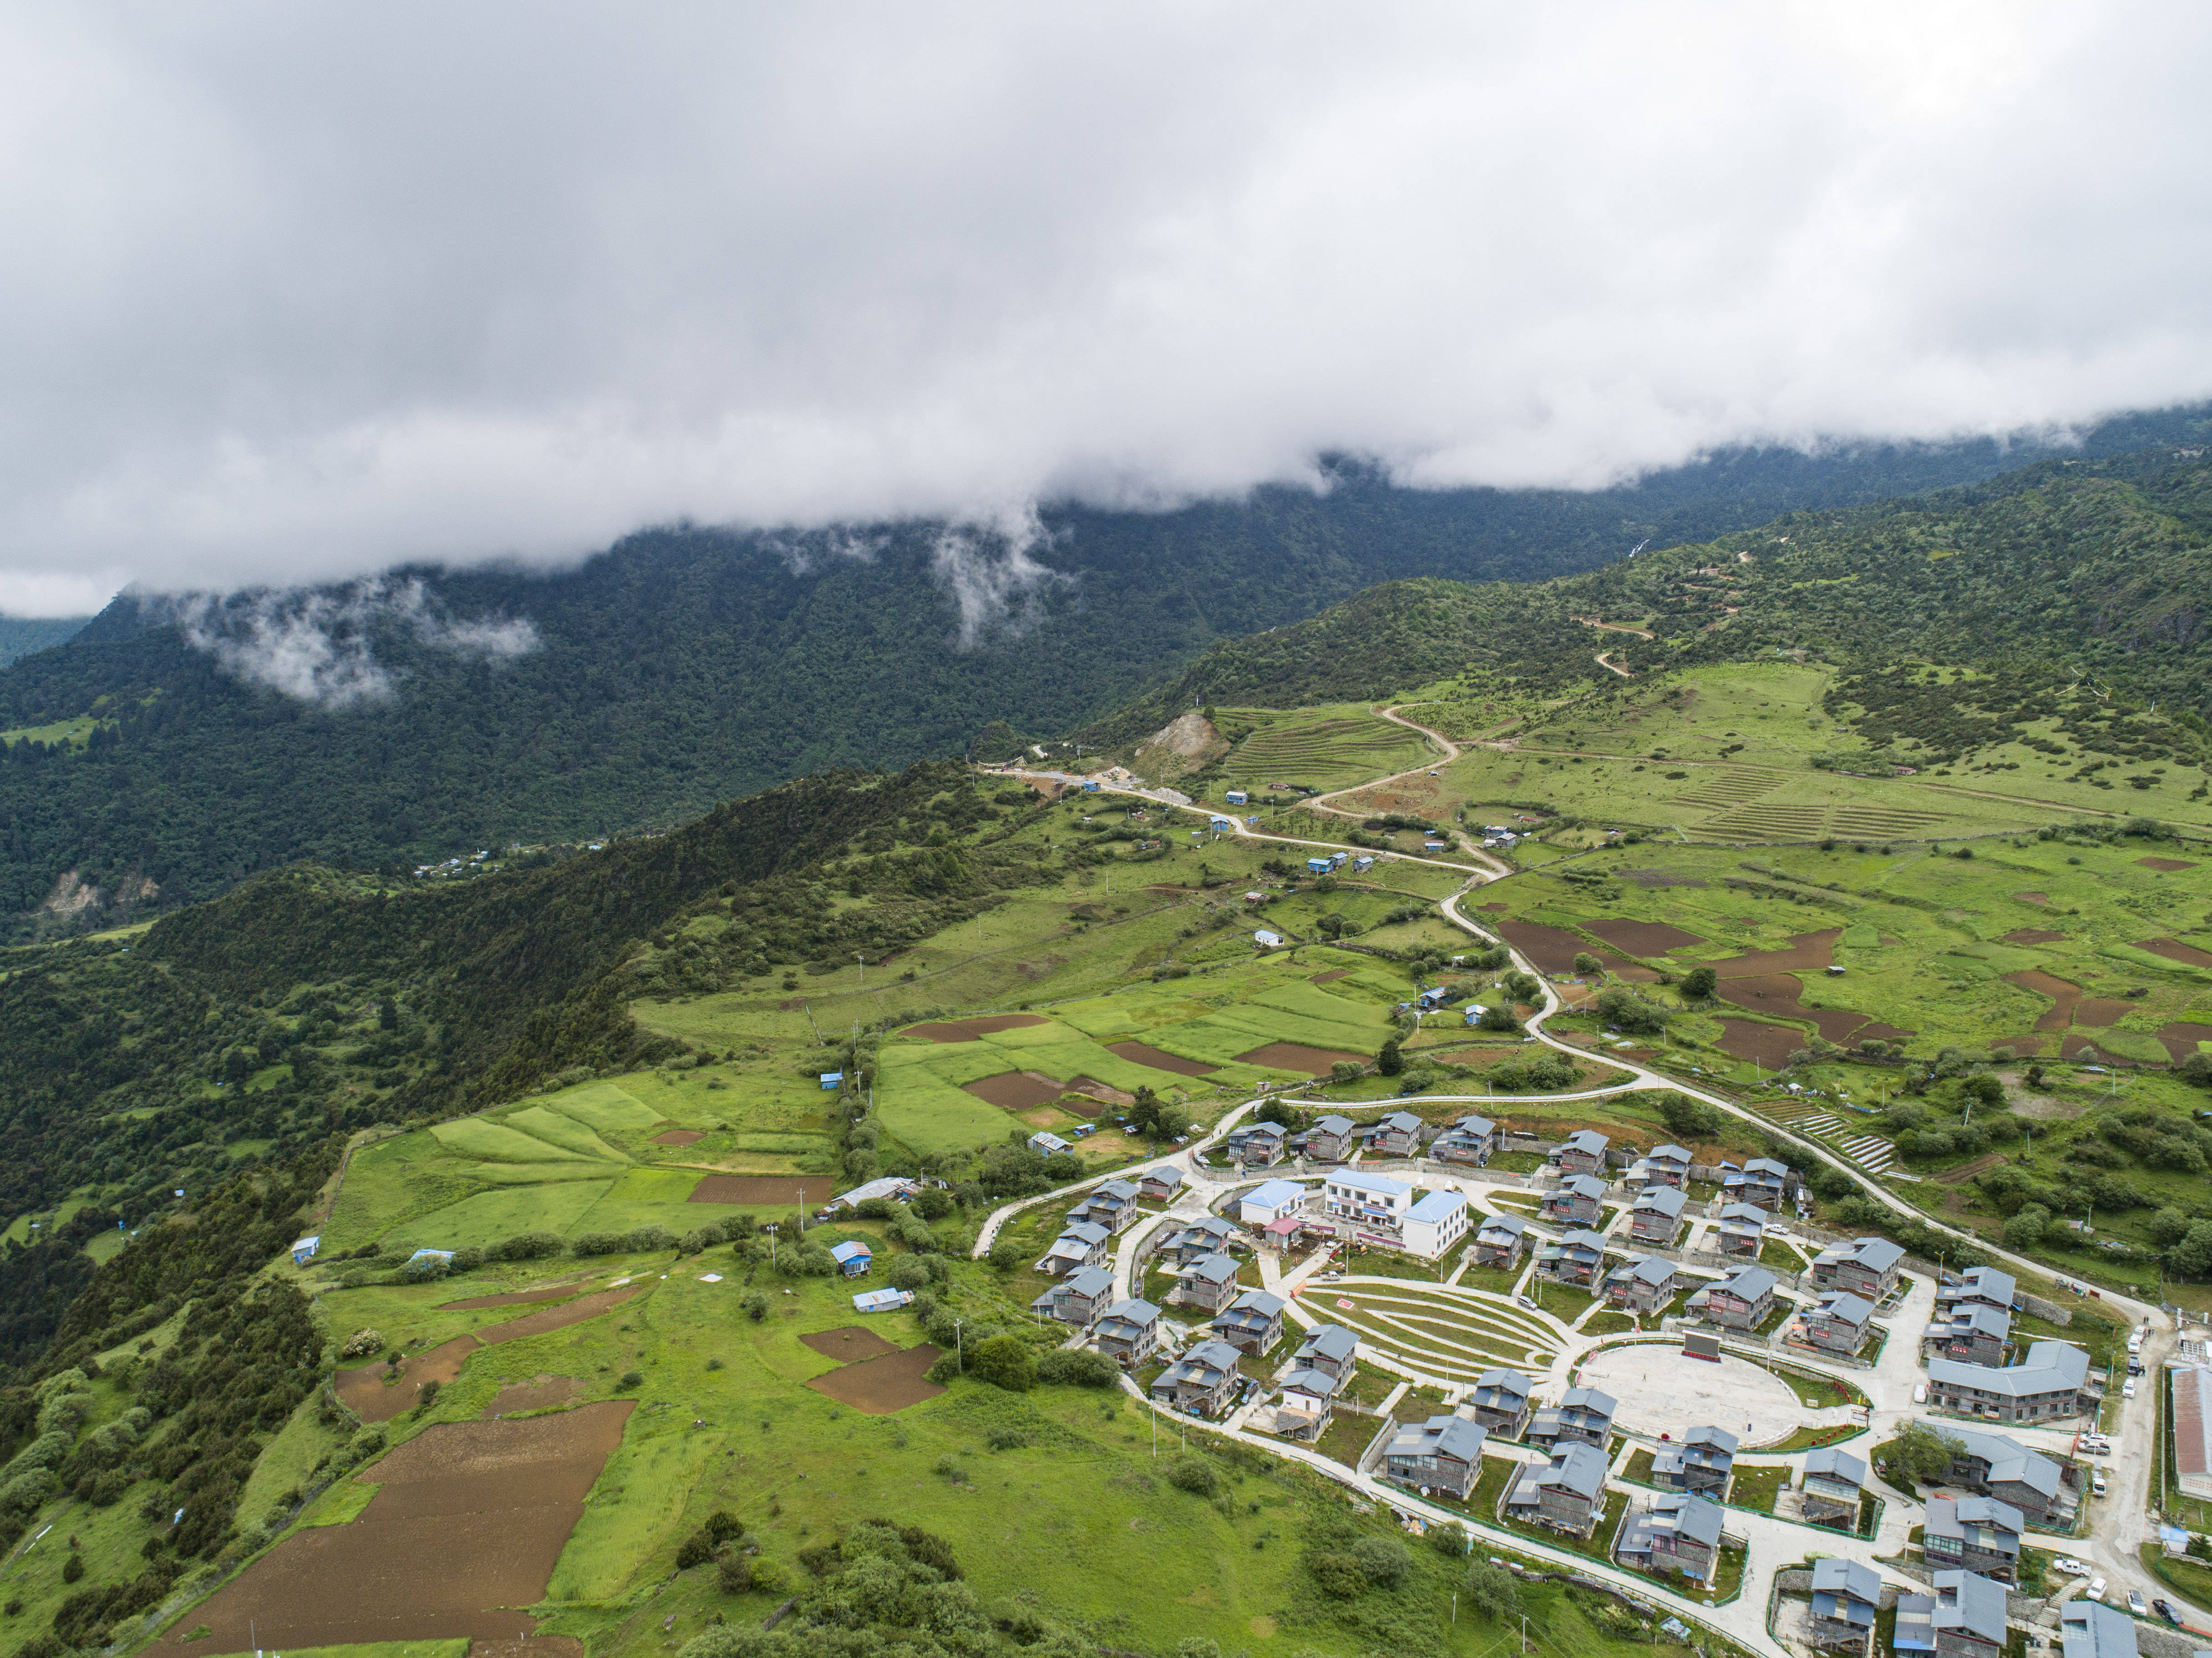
1218 1110 1502 1169
1915 1266 2099 1425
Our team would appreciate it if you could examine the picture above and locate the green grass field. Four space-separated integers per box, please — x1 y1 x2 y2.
1210 702 1435 795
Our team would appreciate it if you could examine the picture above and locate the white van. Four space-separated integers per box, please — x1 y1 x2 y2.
2092 1471 2108 1497
1913 1384 1928 1405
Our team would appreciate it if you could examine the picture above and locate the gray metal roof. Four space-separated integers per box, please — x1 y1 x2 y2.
1817 1291 1875 1326
1941 1426 2060 1498
1929 1341 2088 1398
1297 1323 1358 1361
2061 1598 2139 1658
1563 1130 1610 1155
1941 1265 2016 1308
1556 1174 1608 1201
1387 1413 1489 1465
1560 1386 1617 1418
1684 1424 1739 1454
1097 1297 1158 1327
1716 1265 1778 1300
1181 1252 1239 1284
1608 1255 1676 1290
1804 1446 1867 1487
1474 1366 1531 1400
1812 1556 1880 1609
1540 1439 1609 1497
1060 1265 1115 1297
1932 1571 2009 1646
1633 1185 1687 1218
1224 1287 1285 1317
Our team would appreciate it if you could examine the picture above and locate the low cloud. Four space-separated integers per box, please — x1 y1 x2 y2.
928 505 1074 649
155 579 537 707
0 6 2209 609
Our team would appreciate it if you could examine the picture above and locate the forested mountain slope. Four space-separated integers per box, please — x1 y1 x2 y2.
5 409 2210 934
1090 448 2212 742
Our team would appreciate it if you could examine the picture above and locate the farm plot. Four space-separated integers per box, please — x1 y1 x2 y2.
1215 704 1433 793
1313 1282 1563 1385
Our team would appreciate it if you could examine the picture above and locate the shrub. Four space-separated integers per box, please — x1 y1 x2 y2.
742 1292 769 1322
1307 1551 1368 1598
933 1454 966 1482
338 1329 384 1360
1330 1060 1362 1085
626 1223 677 1252
716 1552 752 1594
987 1237 1026 1272
618 1370 645 1389
1426 1521 1469 1556
570 1231 630 1257
887 1256 931 1291
1036 1349 1119 1388
1165 1455 1219 1497
1349 1536 1411 1587
1463 1558 1522 1619
968 1334 1037 1393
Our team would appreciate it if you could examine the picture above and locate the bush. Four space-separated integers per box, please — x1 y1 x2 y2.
1308 1551 1368 1598
934 1454 966 1482
1426 1521 1468 1556
887 1256 931 1291
1349 1537 1411 1588
742 1292 769 1322
914 1187 956 1221
987 1237 1026 1272
1463 1558 1522 1619
968 1334 1037 1393
1165 1455 1219 1497
338 1329 384 1360
1330 1060 1362 1085
1036 1349 1119 1388
716 1552 752 1594
627 1223 677 1252
618 1370 645 1389
570 1231 630 1257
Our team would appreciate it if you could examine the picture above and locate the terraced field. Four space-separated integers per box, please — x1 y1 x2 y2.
1311 1280 1565 1385
1755 1098 1897 1172
1216 703 1433 793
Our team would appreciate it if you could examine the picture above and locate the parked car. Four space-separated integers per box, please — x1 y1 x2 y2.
2055 1559 2090 1578
2122 1379 2137 1399
2126 1591 2146 1617
2152 1599 2179 1625
2086 1579 2106 1603
2092 1472 2108 1496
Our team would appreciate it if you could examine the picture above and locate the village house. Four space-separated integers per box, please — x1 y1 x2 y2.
1922 1305 2011 1368
1618 1491 1725 1584
1810 1236 1905 1301
1034 1219 1111 1276
1092 1298 1161 1367
1927 1341 2093 1425
1923 1495 2023 1582
1066 1178 1142 1235
1652 1425 1736 1499
1475 1212 1528 1268
1303 1114 1358 1162
1432 1114 1499 1165
1150 1338 1244 1417
828 1240 872 1278
2059 1598 2139 1658
1631 1143 1694 1189
1628 1184 1688 1245
1382 1414 1489 1500
1161 1214 1237 1267
1170 1252 1243 1314
1324 1170 1412 1235
1800 1290 1876 1356
1800 1446 1867 1527
1370 1110 1425 1157
1469 1366 1534 1438
1527 1386 1616 1451
1604 1255 1678 1314
1937 1426 2068 1527
1136 1168 1184 1203
1209 1288 1286 1355
1554 1129 1611 1177
1728 1156 1792 1210
1714 1203 1768 1258
1275 1365 1342 1439
1808 1557 1881 1654
1892 1571 2007 1658
1400 1190 1470 1260
1237 1178 1306 1227
1029 1264 1116 1327
1228 1121 1287 1166
1293 1323 1359 1383
1543 1174 1608 1227
1539 1228 1610 1288
1505 1441 1609 1535
1936 1266 2017 1320
1695 1265 1779 1330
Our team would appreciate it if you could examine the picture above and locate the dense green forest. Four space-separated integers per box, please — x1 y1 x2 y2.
0 617 88 669
5 409 2210 935
1086 449 2212 745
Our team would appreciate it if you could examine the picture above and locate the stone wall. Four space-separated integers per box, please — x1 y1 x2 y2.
2015 1291 2074 1325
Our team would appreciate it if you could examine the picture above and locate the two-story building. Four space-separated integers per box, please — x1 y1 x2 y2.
1543 1174 1608 1227
1382 1413 1489 1500
1136 1167 1184 1203
1505 1441 1609 1536
1067 1178 1142 1235
1892 1571 2006 1658
1294 1323 1359 1383
1161 1214 1237 1267
1323 1170 1413 1238
1554 1129 1611 1177
1237 1178 1306 1227
1631 1142 1694 1189
1468 1366 1534 1438
1150 1339 1244 1417
1539 1228 1610 1288
1937 1426 2068 1527
1921 1304 2010 1368
2058 1598 2139 1658
1924 1495 2023 1582
1275 1364 1342 1440
1401 1189 1470 1260
1800 1290 1877 1356
1810 1236 1905 1301
1303 1115 1358 1162
1209 1288 1286 1355
1800 1446 1868 1528
1228 1120 1287 1166
1029 1264 1116 1326
1936 1266 2016 1320
1370 1110 1425 1157
1527 1386 1616 1451
1927 1341 2093 1425
1695 1265 1780 1330
1604 1254 1678 1314
1653 1425 1736 1498
1475 1212 1528 1268
1713 1203 1768 1258
1034 1219 1112 1276
1618 1491 1725 1584
1170 1252 1243 1314
1628 1184 1688 1245
1808 1557 1881 1654
1728 1157 1791 1210
1432 1114 1499 1165
1092 1298 1161 1367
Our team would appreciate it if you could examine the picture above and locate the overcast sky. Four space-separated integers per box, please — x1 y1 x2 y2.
1 2 2208 615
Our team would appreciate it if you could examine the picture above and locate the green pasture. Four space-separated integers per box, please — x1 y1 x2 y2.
1214 701 1435 793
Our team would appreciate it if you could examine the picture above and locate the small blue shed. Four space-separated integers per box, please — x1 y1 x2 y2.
290 1234 321 1265
1306 857 1331 874
853 1288 913 1313
829 1240 872 1277
819 1071 845 1090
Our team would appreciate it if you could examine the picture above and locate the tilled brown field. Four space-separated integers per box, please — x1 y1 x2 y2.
1235 1041 1369 1075
1104 1040 1215 1077
2001 929 2068 945
2007 968 2084 1031
1705 929 1841 977
484 1375 584 1417
146 1404 634 1655
961 1070 1068 1109
652 1128 705 1145
2136 857 2199 873
804 1344 944 1413
1712 1018 1803 1068
800 1325 902 1363
478 1285 641 1346
440 1278 593 1312
903 1013 1050 1042
1583 917 1706 955
2139 936 2212 969
333 1335 481 1423
688 1174 813 1205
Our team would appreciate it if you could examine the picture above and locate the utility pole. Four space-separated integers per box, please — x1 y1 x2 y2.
797 1190 805 1234
855 953 865 987
955 1319 964 1373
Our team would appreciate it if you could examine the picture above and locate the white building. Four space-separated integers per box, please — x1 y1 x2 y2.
1401 1189 1470 1260
1238 1178 1307 1227
1324 1171 1412 1233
